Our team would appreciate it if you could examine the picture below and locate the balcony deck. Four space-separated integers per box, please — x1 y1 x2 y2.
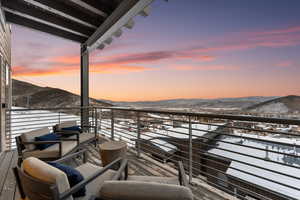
0 146 235 200
5 106 299 200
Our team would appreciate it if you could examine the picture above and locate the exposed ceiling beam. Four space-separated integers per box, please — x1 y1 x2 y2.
80 0 117 14
5 11 87 43
55 0 107 20
68 0 108 18
0 6 7 31
4 7 88 37
20 0 100 28
2 0 95 36
85 0 154 53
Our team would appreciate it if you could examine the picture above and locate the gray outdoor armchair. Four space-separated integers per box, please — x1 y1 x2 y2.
126 161 189 187
16 127 79 165
13 150 128 200
97 161 193 200
53 121 105 146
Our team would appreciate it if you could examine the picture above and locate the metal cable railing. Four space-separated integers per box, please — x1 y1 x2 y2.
5 106 300 200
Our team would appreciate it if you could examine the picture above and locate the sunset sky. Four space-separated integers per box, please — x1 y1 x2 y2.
11 0 300 101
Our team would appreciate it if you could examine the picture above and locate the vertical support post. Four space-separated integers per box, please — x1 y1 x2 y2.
4 109 10 151
80 45 89 130
188 115 193 183
111 109 114 140
136 112 141 157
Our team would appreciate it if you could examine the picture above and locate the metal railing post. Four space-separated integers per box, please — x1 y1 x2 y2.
58 112 61 124
111 109 114 140
136 112 141 157
95 108 98 134
99 109 102 131
188 115 193 183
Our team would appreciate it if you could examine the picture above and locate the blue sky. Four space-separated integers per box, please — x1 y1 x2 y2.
11 0 300 101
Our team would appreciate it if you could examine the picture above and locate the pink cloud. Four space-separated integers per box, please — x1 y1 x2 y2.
254 26 300 35
275 61 294 67
190 25 300 54
172 65 239 71
12 24 300 77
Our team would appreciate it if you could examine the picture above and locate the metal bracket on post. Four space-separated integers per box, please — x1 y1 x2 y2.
111 109 114 140
188 115 193 184
136 112 141 157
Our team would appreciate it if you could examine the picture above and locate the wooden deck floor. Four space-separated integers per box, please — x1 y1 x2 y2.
0 147 235 200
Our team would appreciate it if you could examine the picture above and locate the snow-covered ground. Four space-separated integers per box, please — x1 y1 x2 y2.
250 102 289 114
234 131 300 146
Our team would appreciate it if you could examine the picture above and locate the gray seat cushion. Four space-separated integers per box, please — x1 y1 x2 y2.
22 157 73 200
23 141 77 159
75 163 116 200
69 132 96 143
99 181 194 200
127 176 179 185
57 121 78 130
21 127 51 150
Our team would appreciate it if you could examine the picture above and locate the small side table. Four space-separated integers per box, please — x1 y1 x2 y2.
99 141 127 167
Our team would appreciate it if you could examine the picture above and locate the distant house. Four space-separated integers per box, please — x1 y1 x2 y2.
204 135 300 200
139 123 228 175
138 137 178 163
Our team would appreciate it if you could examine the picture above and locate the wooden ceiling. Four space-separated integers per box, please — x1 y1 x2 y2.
0 0 123 43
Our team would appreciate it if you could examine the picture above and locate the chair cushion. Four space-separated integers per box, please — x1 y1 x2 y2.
68 132 96 144
23 141 77 159
62 126 82 133
127 176 179 185
99 181 194 200
75 163 116 200
22 157 73 200
57 121 78 130
35 133 60 150
21 127 50 150
49 162 86 197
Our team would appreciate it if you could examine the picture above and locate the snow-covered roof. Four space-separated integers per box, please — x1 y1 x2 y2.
148 113 170 120
208 134 300 199
158 123 221 139
149 138 177 153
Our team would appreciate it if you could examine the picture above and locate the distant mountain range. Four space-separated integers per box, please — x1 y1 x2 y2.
12 79 300 114
246 95 300 114
12 79 112 108
110 96 278 110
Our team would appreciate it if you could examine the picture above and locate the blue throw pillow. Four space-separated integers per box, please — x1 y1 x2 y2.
48 162 86 197
61 126 82 133
35 133 60 150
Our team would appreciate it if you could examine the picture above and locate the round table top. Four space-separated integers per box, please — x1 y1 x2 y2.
99 141 127 150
